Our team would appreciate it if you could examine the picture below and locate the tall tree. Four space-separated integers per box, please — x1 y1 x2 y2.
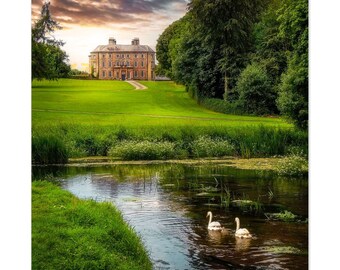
188 0 266 100
32 1 70 80
276 0 308 129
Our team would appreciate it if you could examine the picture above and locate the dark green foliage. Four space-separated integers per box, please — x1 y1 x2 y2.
156 0 309 129
236 63 277 115
32 135 68 164
199 98 243 115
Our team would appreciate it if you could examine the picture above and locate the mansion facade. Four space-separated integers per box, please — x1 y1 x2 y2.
89 37 155 80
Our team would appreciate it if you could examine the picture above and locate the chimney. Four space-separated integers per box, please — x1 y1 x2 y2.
131 37 140 45
109 37 116 45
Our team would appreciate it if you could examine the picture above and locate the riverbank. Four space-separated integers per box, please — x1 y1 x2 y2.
64 156 307 176
31 156 307 178
32 181 152 270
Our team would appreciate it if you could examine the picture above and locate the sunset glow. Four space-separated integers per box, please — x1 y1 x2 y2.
31 0 188 70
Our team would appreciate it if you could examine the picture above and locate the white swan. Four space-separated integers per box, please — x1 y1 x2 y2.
206 211 222 231
235 217 252 238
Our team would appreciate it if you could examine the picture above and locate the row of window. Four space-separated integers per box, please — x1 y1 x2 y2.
92 53 154 59
102 70 146 78
101 61 145 68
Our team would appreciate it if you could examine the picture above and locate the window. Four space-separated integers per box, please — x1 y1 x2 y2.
109 71 112 77
121 54 125 58
109 54 112 58
134 61 138 67
134 54 138 58
102 71 106 77
126 61 130 66
109 61 112 67
141 70 144 78
141 54 144 58
117 54 120 58
116 61 120 66
127 54 130 58
134 70 138 78
102 62 105 67
141 61 144 67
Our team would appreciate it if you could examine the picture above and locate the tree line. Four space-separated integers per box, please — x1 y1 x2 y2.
156 0 308 129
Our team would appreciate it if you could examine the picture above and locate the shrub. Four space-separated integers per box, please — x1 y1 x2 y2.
199 98 243 115
32 135 68 164
235 63 277 115
276 154 308 176
191 136 234 158
109 140 177 160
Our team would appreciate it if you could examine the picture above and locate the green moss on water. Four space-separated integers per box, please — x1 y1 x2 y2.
32 181 152 270
264 246 307 255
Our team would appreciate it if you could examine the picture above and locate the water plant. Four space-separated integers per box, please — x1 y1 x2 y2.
265 210 298 222
276 154 308 176
264 246 305 255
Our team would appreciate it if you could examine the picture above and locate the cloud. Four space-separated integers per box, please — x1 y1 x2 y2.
32 0 189 27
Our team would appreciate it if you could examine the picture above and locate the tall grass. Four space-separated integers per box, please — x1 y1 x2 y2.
32 135 68 164
31 124 307 163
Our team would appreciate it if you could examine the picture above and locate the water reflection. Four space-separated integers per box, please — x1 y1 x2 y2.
32 163 308 269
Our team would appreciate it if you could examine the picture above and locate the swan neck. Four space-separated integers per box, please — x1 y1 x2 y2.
236 219 240 231
208 212 212 225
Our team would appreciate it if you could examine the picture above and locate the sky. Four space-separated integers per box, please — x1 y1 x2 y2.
31 0 189 70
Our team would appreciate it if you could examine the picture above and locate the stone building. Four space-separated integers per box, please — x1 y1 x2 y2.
89 37 155 80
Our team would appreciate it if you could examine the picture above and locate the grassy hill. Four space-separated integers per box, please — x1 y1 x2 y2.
32 79 290 128
32 79 306 163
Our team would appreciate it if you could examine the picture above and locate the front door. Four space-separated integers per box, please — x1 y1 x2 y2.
122 73 126 81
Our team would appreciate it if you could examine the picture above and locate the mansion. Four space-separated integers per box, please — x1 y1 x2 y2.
89 37 155 80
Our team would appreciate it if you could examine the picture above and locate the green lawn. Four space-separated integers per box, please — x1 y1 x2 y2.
32 79 291 128
32 79 306 161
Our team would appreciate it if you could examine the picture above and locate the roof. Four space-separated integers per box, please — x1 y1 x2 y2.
91 44 155 53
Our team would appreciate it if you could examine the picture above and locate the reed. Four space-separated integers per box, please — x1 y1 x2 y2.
32 135 68 164
31 124 307 163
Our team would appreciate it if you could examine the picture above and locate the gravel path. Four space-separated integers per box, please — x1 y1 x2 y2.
125 80 148 90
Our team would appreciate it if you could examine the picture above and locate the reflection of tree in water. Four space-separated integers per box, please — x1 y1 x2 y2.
235 237 252 252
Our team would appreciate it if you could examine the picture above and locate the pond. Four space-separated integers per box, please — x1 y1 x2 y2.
33 163 308 270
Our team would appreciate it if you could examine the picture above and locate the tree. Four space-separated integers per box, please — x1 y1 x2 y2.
188 0 266 100
32 1 70 80
236 63 276 115
276 0 308 129
156 16 188 78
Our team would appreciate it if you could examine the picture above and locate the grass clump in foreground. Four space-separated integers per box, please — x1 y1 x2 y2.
32 181 152 270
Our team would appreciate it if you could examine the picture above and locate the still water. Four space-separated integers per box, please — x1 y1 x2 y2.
33 163 308 269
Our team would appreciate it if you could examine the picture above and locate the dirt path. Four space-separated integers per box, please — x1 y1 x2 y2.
125 80 148 90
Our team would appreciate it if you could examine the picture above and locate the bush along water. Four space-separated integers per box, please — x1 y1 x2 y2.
109 140 177 160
